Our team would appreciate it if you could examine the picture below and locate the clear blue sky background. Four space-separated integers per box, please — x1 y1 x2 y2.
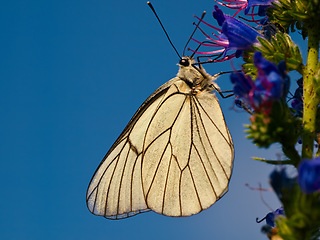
1 1 307 239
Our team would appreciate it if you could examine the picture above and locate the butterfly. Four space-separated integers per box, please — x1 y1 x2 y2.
86 56 234 219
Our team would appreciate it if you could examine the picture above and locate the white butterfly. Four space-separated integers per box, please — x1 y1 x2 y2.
86 57 234 219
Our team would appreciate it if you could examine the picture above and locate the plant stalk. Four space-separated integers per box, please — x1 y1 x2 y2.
302 25 320 159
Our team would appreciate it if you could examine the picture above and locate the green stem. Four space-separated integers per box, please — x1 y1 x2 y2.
302 25 320 159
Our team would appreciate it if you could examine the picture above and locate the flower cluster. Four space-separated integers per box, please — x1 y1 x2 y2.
268 0 320 38
230 51 289 114
192 1 320 239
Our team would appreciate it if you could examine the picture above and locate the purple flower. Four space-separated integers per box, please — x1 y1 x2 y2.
214 6 262 55
231 52 289 112
257 5 269 16
291 78 303 114
230 71 256 109
298 157 320 193
254 52 289 98
216 0 274 17
269 168 297 200
265 207 285 227
291 99 303 113
260 18 275 40
230 71 254 97
191 6 262 60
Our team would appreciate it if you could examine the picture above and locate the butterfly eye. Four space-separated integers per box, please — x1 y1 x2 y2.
179 59 189 66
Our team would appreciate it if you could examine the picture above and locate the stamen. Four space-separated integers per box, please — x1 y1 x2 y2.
239 16 262 24
216 0 247 3
194 15 221 31
193 23 217 42
245 183 272 192
183 11 206 56
246 183 273 211
211 31 224 40
188 48 225 55
191 38 219 47
210 53 236 62
256 216 267 223
216 1 246 9
226 4 247 8
192 23 230 48
233 7 244 17
250 6 255 22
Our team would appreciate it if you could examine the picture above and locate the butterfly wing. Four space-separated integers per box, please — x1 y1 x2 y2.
141 80 234 217
86 77 181 219
87 74 234 219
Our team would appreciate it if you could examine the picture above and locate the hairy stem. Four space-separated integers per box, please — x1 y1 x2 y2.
302 25 320 159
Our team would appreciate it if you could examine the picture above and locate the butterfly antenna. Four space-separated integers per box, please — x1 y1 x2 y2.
183 11 206 57
147 2 181 60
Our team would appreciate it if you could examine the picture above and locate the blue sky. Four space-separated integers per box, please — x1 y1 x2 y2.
0 1 307 239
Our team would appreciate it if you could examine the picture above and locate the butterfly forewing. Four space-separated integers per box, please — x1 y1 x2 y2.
86 81 176 219
142 81 192 216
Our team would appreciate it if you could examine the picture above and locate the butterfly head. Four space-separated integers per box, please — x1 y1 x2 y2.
178 57 193 67
177 56 218 92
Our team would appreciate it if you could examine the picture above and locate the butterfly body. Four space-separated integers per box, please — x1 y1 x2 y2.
86 57 234 219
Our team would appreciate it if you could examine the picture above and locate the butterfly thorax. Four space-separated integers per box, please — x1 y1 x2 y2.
177 57 219 94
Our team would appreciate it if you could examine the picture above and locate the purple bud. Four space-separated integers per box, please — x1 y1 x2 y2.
298 158 320 193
